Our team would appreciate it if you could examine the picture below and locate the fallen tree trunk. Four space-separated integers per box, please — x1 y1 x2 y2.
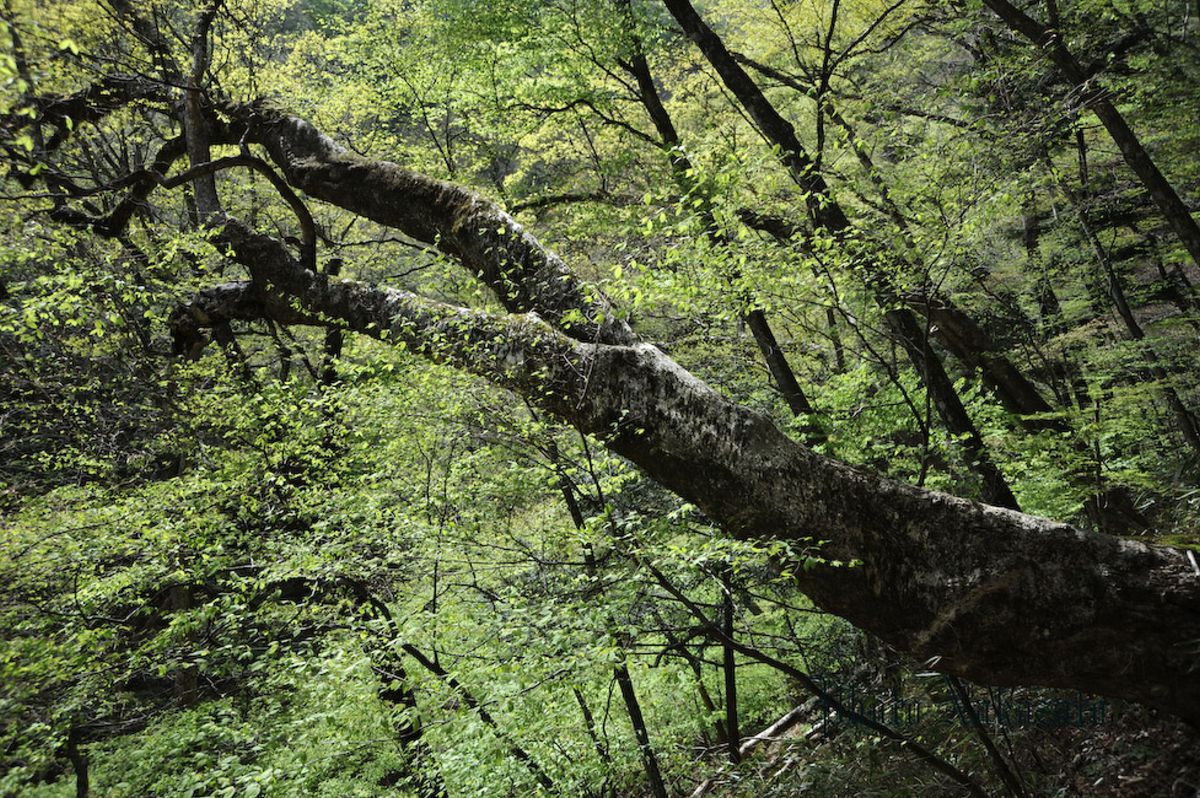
688 698 821 798
10 83 1199 726
206 208 1200 726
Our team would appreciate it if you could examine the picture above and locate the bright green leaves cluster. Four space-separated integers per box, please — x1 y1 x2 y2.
3 0 1200 795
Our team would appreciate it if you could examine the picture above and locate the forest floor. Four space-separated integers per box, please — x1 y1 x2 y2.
701 702 1200 797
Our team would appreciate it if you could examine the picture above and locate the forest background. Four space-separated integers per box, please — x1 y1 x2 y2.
2 0 1200 795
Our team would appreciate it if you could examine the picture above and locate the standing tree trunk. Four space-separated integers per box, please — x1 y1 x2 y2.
182 3 221 219
614 0 822 437
65 727 88 798
554 449 670 798
659 0 1019 509
721 567 740 764
981 0 1200 270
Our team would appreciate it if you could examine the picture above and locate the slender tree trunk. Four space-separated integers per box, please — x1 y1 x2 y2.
946 676 1028 798
166 583 199 705
826 305 847 372
182 3 221 218
744 308 817 420
1019 182 1161 530
573 686 611 766
1142 226 1200 335
660 0 1018 508
374 651 446 798
904 293 1056 421
66 727 88 798
647 564 990 797
616 0 822 439
320 258 345 385
261 577 447 796
399 640 556 793
1055 170 1200 454
691 656 727 745
613 663 669 798
553 446 669 798
768 80 1057 429
721 568 740 764
885 307 1020 508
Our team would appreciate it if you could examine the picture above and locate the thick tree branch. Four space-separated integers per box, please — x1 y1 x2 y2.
0 75 166 152
223 102 636 347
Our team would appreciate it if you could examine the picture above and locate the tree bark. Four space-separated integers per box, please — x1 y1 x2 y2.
744 308 819 422
231 102 635 348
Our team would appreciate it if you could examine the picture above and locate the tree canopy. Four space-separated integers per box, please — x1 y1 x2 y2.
1 0 1199 796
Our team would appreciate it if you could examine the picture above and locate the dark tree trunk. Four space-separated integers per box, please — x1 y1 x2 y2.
745 308 818 421
374 651 446 798
1055 171 1200 455
885 307 1021 508
615 2 821 434
259 577 447 797
572 687 611 766
66 728 88 798
321 258 345 385
182 3 221 219
659 0 1018 508
905 293 1055 420
721 569 740 764
401 640 555 792
613 663 669 798
166 583 199 705
981 0 1200 270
